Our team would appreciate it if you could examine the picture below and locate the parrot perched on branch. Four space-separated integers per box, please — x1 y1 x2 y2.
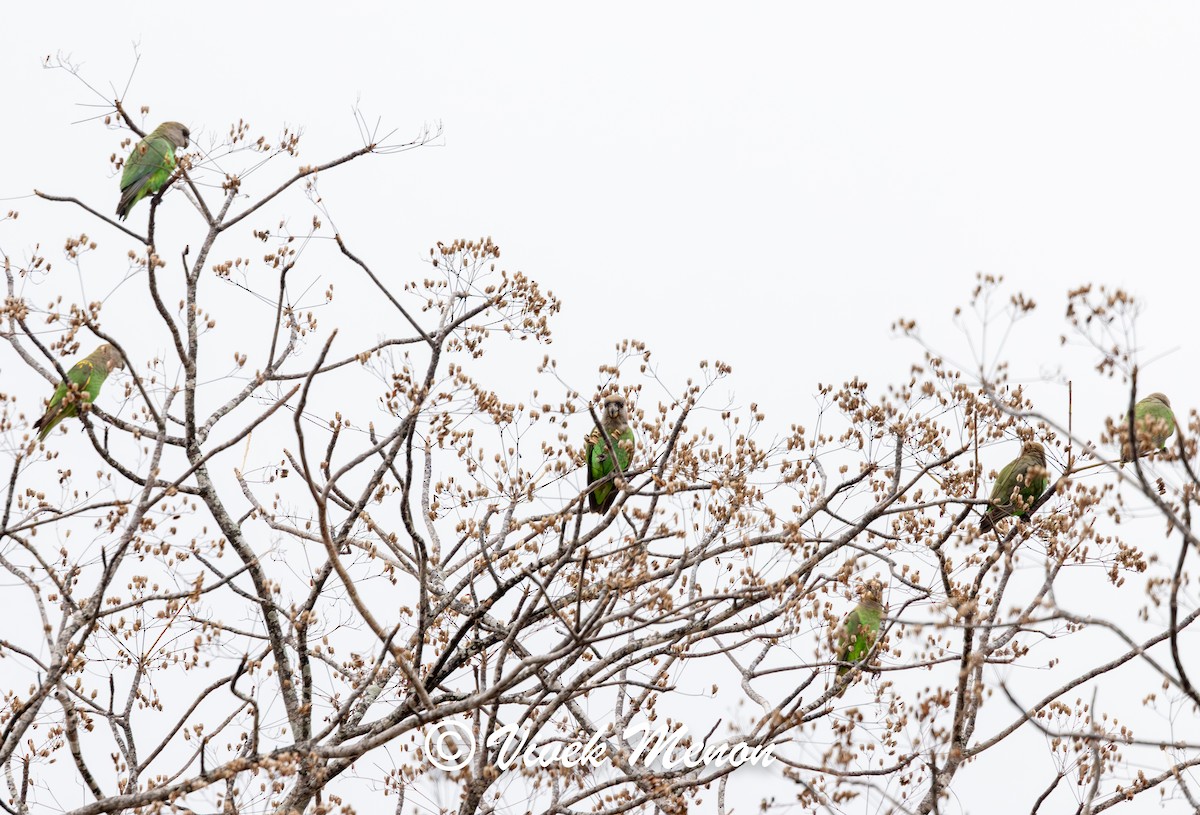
833 578 885 696
585 396 635 514
1119 392 1176 463
33 344 125 441
116 121 190 221
979 441 1049 533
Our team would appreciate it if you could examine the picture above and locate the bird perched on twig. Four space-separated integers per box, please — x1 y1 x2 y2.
979 441 1049 533
585 396 635 514
833 578 886 697
1119 392 1176 463
116 121 190 220
33 344 125 441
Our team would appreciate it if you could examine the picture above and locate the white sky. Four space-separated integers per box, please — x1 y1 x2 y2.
4 3 1198 409
2 4 1199 814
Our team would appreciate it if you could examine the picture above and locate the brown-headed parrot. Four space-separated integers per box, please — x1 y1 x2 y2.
979 440 1049 533
1120 392 1176 463
116 121 190 220
834 578 886 697
585 396 635 513
34 343 125 441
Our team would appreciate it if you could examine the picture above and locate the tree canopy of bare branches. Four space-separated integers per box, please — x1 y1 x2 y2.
0 61 1197 815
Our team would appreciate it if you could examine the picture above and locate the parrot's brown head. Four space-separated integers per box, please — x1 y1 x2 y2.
860 578 885 609
1145 392 1171 408
95 343 125 373
1021 441 1046 464
157 121 190 149
601 396 629 430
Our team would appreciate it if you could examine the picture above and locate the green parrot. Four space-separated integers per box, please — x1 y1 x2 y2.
585 396 635 513
833 578 885 696
33 344 125 441
115 121 190 221
1120 392 1176 463
979 441 1049 533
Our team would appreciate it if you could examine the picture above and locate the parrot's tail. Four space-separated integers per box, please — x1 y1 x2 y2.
833 666 850 698
116 180 146 221
588 489 616 514
979 506 1005 533
33 410 54 442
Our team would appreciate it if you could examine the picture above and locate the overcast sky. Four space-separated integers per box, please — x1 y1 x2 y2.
4 3 1198 418
2 4 1198 813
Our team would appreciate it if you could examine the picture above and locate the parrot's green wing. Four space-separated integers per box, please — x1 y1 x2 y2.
614 427 634 470
35 359 104 441
1011 461 1047 518
834 603 883 697
1136 401 1176 450
117 136 178 220
980 458 1020 531
1122 398 1178 461
74 357 103 390
981 455 1046 530
837 606 881 674
1028 472 1050 505
586 433 610 512
586 426 635 513
988 458 1021 505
